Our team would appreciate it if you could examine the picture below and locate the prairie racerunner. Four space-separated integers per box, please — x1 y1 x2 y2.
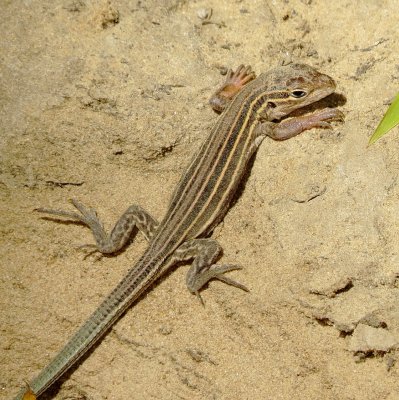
13 63 343 399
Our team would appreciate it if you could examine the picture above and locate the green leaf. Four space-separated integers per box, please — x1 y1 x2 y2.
369 93 399 145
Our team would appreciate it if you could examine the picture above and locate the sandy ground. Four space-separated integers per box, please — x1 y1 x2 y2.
2 0 399 399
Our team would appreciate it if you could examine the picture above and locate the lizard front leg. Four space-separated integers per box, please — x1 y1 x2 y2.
258 107 345 141
209 65 256 113
172 238 248 302
36 199 159 254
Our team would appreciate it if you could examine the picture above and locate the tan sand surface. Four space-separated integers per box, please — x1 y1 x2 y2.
2 1 399 399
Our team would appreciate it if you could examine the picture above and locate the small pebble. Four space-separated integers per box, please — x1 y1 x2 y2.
197 8 212 20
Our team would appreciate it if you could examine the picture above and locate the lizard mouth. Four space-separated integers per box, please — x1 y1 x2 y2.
274 92 344 122
270 92 345 136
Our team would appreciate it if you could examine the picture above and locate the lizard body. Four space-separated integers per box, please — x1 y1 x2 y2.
13 63 342 399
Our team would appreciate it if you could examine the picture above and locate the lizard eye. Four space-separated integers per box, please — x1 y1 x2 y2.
291 89 307 98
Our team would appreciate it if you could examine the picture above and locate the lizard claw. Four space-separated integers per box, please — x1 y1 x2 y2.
190 264 249 295
211 264 249 292
195 291 205 306
75 244 104 261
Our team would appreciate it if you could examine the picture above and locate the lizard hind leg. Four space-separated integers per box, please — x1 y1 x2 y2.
35 199 159 255
172 238 249 303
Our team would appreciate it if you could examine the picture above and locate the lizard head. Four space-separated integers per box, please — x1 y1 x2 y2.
258 64 337 121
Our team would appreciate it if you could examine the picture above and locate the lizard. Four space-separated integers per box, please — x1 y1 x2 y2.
12 63 343 399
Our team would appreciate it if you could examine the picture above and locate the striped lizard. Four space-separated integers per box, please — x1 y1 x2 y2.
13 63 343 399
